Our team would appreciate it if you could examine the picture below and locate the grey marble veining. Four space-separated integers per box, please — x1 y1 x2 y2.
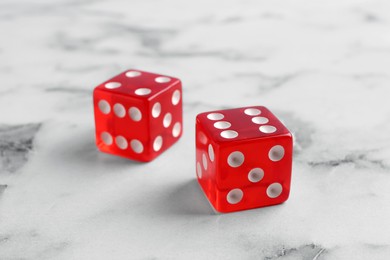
1 0 390 259
0 124 41 173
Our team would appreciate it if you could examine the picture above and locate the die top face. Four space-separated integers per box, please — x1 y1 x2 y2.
196 106 290 144
94 69 181 100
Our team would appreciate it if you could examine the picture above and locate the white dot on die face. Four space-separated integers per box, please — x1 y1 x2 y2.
98 100 110 114
260 125 277 133
252 117 269 125
171 90 181 105
105 82 121 89
130 139 144 154
267 183 283 198
198 131 208 145
152 102 161 118
172 122 181 137
135 88 151 96
153 136 163 152
113 103 126 118
227 189 243 204
155 76 171 83
202 153 208 170
115 136 128 150
125 71 141 77
129 107 142 121
196 162 202 179
208 144 215 162
269 145 285 162
227 151 245 168
248 168 264 183
214 121 231 129
207 113 224 120
244 108 261 116
220 130 238 139
163 113 172 128
100 132 113 145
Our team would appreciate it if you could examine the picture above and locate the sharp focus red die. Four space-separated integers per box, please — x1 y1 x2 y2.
195 106 293 213
93 70 183 162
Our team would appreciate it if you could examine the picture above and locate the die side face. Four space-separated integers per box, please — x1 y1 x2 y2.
93 69 183 162
196 122 219 208
146 84 183 161
94 89 149 161
215 134 292 212
196 106 293 213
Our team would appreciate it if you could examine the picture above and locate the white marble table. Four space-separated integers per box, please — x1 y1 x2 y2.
1 0 390 259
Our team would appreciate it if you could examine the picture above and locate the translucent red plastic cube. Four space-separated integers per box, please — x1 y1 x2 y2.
93 69 183 162
195 106 293 213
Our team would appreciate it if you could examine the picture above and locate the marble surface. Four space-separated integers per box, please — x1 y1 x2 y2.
1 0 390 259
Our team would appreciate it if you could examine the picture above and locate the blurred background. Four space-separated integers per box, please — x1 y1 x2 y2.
0 0 389 259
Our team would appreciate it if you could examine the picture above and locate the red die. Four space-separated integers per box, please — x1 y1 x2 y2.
195 106 292 213
93 69 183 162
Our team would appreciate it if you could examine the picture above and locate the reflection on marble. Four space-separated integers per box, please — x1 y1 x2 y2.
1 0 390 259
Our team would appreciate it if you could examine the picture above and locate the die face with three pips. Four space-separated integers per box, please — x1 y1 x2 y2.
93 70 183 162
195 106 293 213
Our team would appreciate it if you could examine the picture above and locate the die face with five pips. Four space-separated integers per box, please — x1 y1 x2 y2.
93 69 183 162
196 106 293 213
